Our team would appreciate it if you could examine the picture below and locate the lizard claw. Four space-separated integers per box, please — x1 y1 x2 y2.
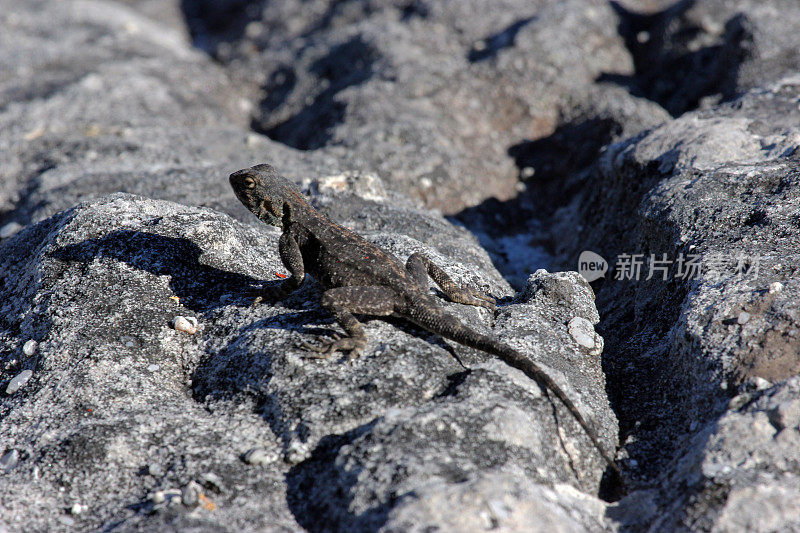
298 339 337 359
297 335 365 360
463 287 496 311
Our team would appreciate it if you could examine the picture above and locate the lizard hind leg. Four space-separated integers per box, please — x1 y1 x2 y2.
405 252 496 311
301 286 396 360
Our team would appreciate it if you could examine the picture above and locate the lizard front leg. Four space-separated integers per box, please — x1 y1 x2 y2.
301 286 396 359
405 252 495 311
254 231 305 303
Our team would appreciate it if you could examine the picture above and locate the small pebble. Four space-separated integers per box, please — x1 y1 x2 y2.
147 364 160 372
200 472 225 493
22 339 37 356
285 440 311 464
769 281 784 294
749 376 772 391
171 315 198 334
147 463 164 477
70 503 85 515
6 370 33 394
567 317 596 350
1 449 19 470
768 399 800 430
243 447 276 466
182 481 202 507
151 491 166 504
737 311 750 325
0 221 23 239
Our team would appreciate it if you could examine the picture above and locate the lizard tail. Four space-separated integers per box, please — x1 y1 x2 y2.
402 297 619 473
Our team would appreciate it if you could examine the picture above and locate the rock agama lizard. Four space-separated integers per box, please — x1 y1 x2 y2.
229 163 618 472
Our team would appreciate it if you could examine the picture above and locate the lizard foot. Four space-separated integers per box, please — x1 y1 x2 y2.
246 285 289 306
456 286 496 311
298 334 366 360
468 288 496 311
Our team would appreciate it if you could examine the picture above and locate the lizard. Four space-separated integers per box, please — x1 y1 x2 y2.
229 163 619 473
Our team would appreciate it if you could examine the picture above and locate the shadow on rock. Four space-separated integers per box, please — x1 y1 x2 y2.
507 117 623 217
180 0 266 55
467 15 536 62
285 420 389 533
601 0 751 116
255 35 380 150
50 229 270 313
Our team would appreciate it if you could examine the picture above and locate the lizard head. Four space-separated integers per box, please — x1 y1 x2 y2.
229 164 306 228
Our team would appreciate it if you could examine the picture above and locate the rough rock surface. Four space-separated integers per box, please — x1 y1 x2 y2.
185 0 668 211
3 0 800 531
609 0 800 116
0 0 343 229
0 3 618 531
0 193 615 531
550 75 800 530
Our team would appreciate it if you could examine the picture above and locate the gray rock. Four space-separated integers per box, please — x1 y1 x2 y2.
610 0 800 115
551 76 800 530
0 0 341 229
769 399 800 431
21 340 37 357
5 370 33 395
242 447 277 467
383 469 608 532
0 193 614 531
194 0 667 211
181 481 202 507
5 0 800 530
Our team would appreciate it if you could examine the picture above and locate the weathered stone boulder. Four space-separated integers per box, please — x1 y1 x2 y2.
0 191 615 531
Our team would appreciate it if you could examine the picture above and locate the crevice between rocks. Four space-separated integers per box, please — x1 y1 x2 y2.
451 127 728 516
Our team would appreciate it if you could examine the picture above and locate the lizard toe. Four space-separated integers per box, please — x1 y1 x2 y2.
298 335 365 359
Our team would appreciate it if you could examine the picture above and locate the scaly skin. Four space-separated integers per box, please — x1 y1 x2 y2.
229 163 618 473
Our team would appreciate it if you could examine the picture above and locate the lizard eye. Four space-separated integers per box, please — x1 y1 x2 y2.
243 177 256 189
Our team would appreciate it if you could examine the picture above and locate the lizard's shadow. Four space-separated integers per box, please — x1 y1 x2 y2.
51 229 274 313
